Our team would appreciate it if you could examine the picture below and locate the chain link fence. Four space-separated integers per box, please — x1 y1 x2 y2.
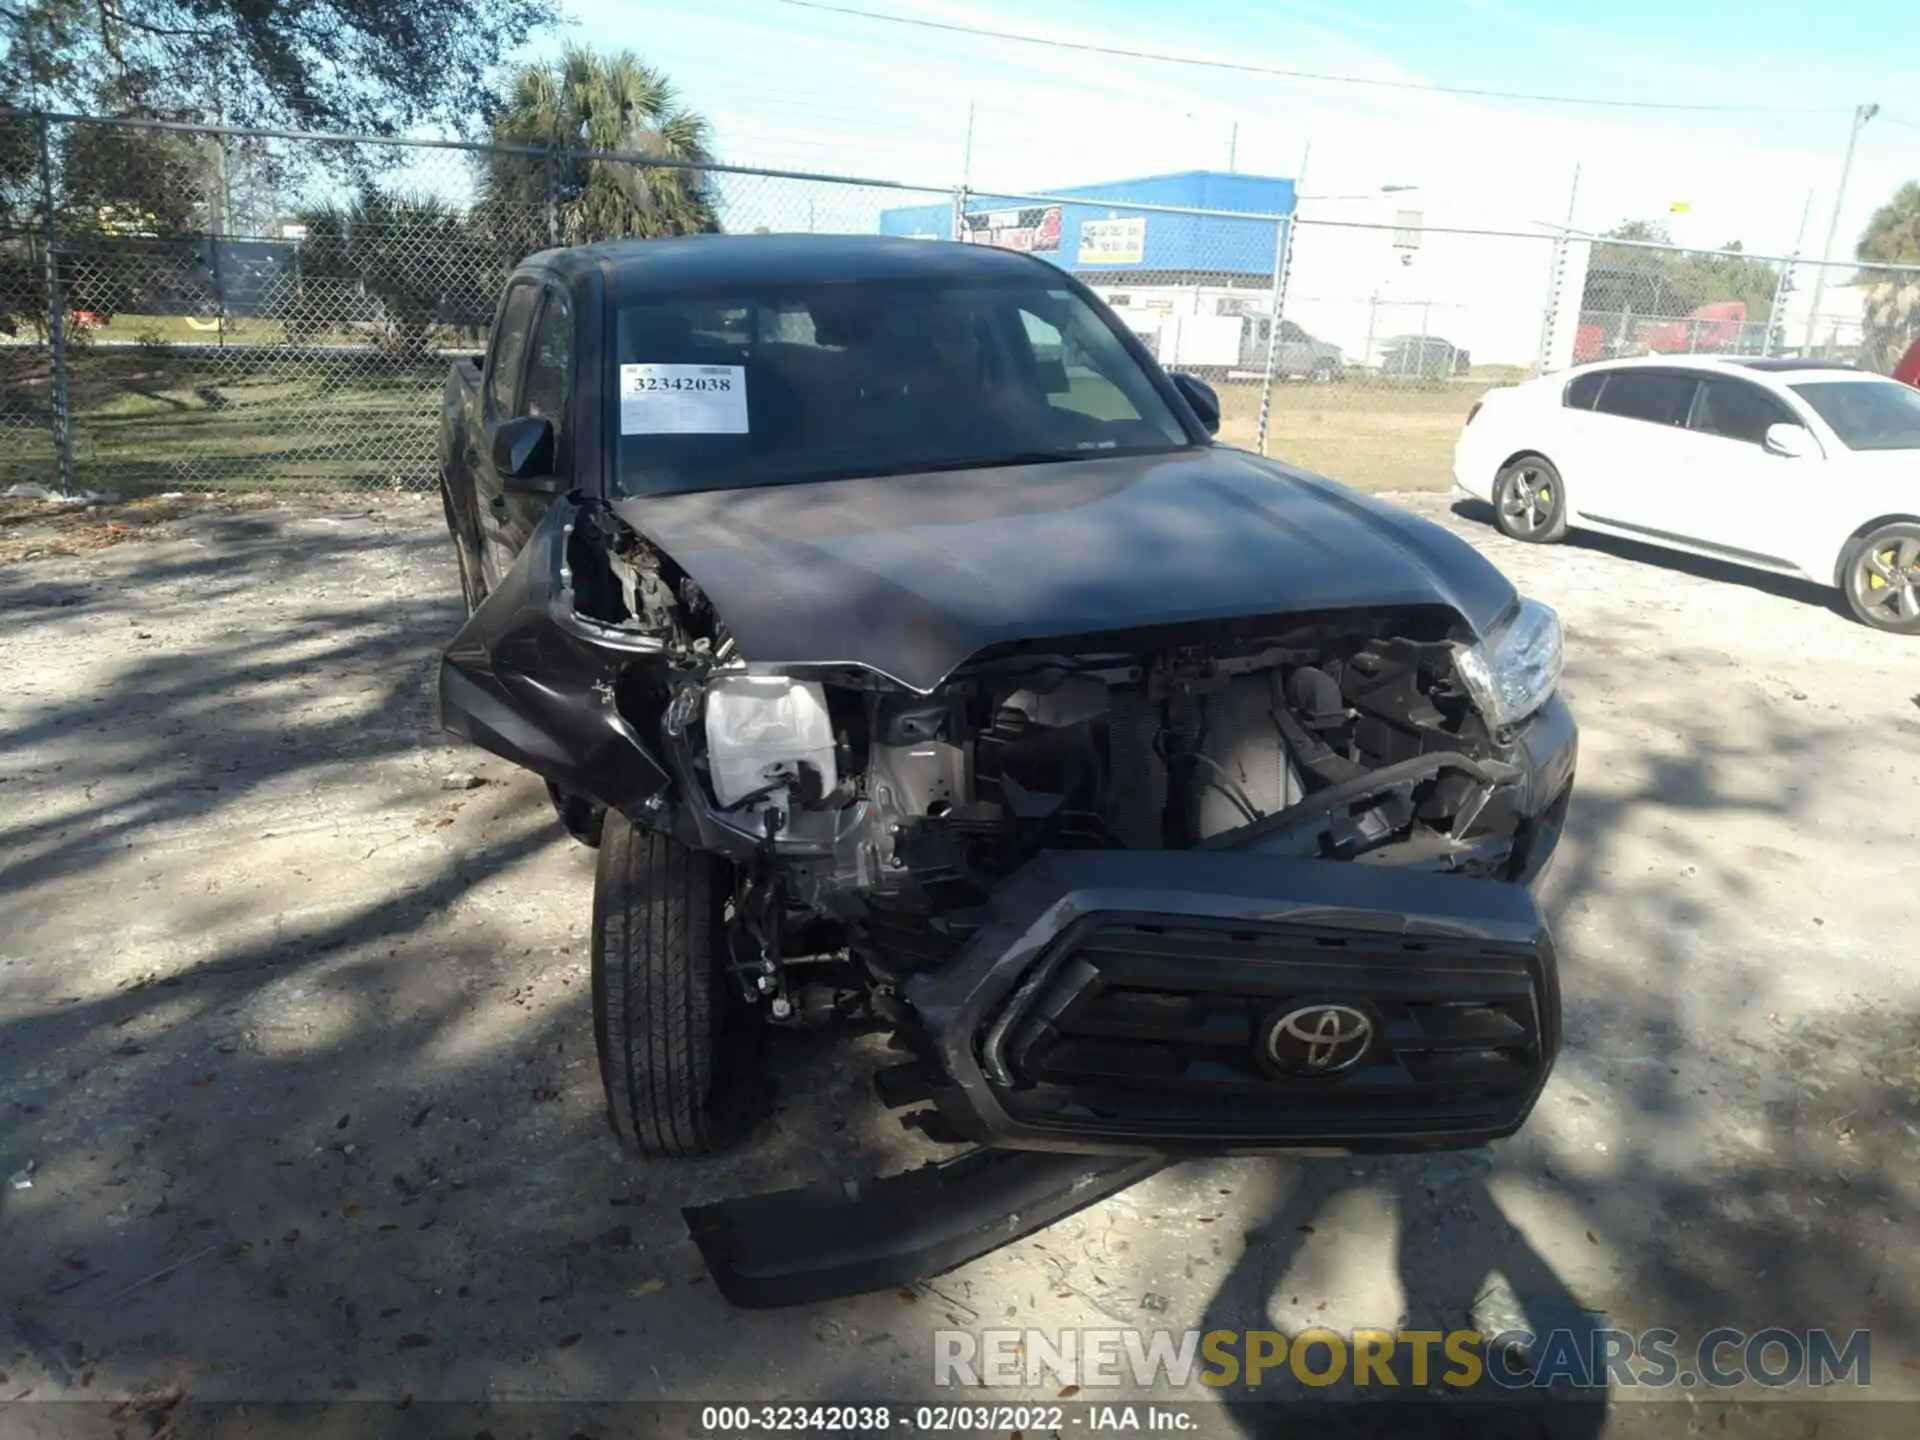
3 108 1918 500
1540 229 1920 371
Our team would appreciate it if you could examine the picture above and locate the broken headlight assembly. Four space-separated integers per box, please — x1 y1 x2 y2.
702 674 838 813
1454 597 1563 731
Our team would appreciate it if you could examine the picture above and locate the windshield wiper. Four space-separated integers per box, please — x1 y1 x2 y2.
909 451 1101 475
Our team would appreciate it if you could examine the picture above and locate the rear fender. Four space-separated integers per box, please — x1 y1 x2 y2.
437 494 673 812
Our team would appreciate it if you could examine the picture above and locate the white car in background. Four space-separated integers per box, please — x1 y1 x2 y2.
1452 356 1920 632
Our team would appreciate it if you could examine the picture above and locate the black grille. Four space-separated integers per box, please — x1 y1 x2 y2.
987 915 1550 1143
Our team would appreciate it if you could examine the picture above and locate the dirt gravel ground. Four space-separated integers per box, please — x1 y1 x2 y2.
2 487 1918 1428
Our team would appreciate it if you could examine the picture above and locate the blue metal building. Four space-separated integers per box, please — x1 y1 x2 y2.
877 170 1295 281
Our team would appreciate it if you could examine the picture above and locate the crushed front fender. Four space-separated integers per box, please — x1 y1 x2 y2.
437 495 672 814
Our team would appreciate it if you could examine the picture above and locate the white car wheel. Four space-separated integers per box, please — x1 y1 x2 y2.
1492 456 1568 544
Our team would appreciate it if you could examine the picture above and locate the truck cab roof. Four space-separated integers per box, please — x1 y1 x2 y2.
523 232 1055 303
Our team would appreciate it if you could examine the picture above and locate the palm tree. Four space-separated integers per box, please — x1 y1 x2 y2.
479 48 719 250
293 188 487 355
1855 180 1920 372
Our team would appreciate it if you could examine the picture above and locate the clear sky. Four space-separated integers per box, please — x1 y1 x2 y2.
529 0 1920 259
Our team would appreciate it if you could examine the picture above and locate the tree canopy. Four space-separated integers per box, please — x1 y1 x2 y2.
1855 180 1920 370
1584 221 1780 321
478 48 720 248
293 189 496 352
1 0 555 134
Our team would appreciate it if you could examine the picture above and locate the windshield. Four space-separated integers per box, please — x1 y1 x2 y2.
1789 380 1920 451
610 276 1194 495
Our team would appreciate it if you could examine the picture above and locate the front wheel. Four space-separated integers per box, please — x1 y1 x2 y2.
1492 455 1568 544
591 810 761 1157
1841 523 1920 633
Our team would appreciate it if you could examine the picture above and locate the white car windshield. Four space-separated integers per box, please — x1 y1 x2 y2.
610 277 1195 496
1789 380 1920 452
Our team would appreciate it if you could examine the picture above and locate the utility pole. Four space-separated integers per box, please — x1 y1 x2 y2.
1804 102 1878 354
961 101 975 191
1227 121 1238 173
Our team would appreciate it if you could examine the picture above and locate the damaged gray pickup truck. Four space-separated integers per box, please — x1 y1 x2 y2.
436 234 1577 1307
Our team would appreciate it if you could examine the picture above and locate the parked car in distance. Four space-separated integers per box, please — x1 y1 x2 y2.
437 233 1577 1306
1454 355 1920 632
1380 335 1470 379
1273 318 1345 382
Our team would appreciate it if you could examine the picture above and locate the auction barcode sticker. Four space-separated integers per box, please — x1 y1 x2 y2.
619 363 748 434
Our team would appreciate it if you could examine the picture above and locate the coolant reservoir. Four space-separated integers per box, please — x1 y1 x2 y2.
703 676 837 808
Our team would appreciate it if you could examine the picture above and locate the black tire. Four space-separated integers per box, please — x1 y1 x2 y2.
546 780 607 847
1840 522 1920 634
1492 454 1569 544
591 809 758 1157
439 474 488 614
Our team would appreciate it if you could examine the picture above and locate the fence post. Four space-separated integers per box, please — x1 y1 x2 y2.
545 148 559 246
1254 211 1294 458
950 185 967 242
1761 259 1792 357
1535 234 1568 377
1534 165 1581 377
35 112 75 498
209 131 228 348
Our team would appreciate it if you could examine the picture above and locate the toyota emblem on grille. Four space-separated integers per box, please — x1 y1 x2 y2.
1263 1003 1375 1075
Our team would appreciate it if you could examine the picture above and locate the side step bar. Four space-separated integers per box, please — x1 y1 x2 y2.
683 1149 1166 1308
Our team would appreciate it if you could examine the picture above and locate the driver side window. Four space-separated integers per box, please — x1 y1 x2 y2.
486 282 540 416
1688 377 1795 447
519 290 573 440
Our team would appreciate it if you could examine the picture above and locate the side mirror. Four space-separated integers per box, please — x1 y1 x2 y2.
491 414 559 493
1170 370 1220 436
1762 422 1814 459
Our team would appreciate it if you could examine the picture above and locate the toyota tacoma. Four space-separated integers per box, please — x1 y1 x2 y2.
436 234 1577 1305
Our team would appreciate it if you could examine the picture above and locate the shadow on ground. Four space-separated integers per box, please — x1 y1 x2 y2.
0 496 1914 1427
1449 496 1848 619
1195 620 1920 1425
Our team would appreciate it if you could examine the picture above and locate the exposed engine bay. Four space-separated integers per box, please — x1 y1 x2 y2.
435 237 1583 1307
443 487 1574 1306
560 501 1539 997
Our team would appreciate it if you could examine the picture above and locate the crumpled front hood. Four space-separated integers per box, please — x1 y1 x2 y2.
610 447 1518 692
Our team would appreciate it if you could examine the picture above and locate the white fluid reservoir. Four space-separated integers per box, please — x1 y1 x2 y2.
703 676 838 808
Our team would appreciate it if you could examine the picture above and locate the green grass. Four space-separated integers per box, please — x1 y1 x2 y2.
4 347 448 495
79 314 293 346
1216 377 1495 493
0 340 1510 498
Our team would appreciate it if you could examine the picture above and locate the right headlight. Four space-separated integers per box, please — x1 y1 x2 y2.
1454 598 1563 730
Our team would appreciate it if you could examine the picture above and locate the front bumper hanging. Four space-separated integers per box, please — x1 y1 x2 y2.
688 850 1562 1307
684 1148 1166 1309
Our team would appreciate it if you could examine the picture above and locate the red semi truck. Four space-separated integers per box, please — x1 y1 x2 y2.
1895 337 1920 388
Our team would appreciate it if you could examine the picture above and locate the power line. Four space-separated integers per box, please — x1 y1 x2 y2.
773 0 1840 115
